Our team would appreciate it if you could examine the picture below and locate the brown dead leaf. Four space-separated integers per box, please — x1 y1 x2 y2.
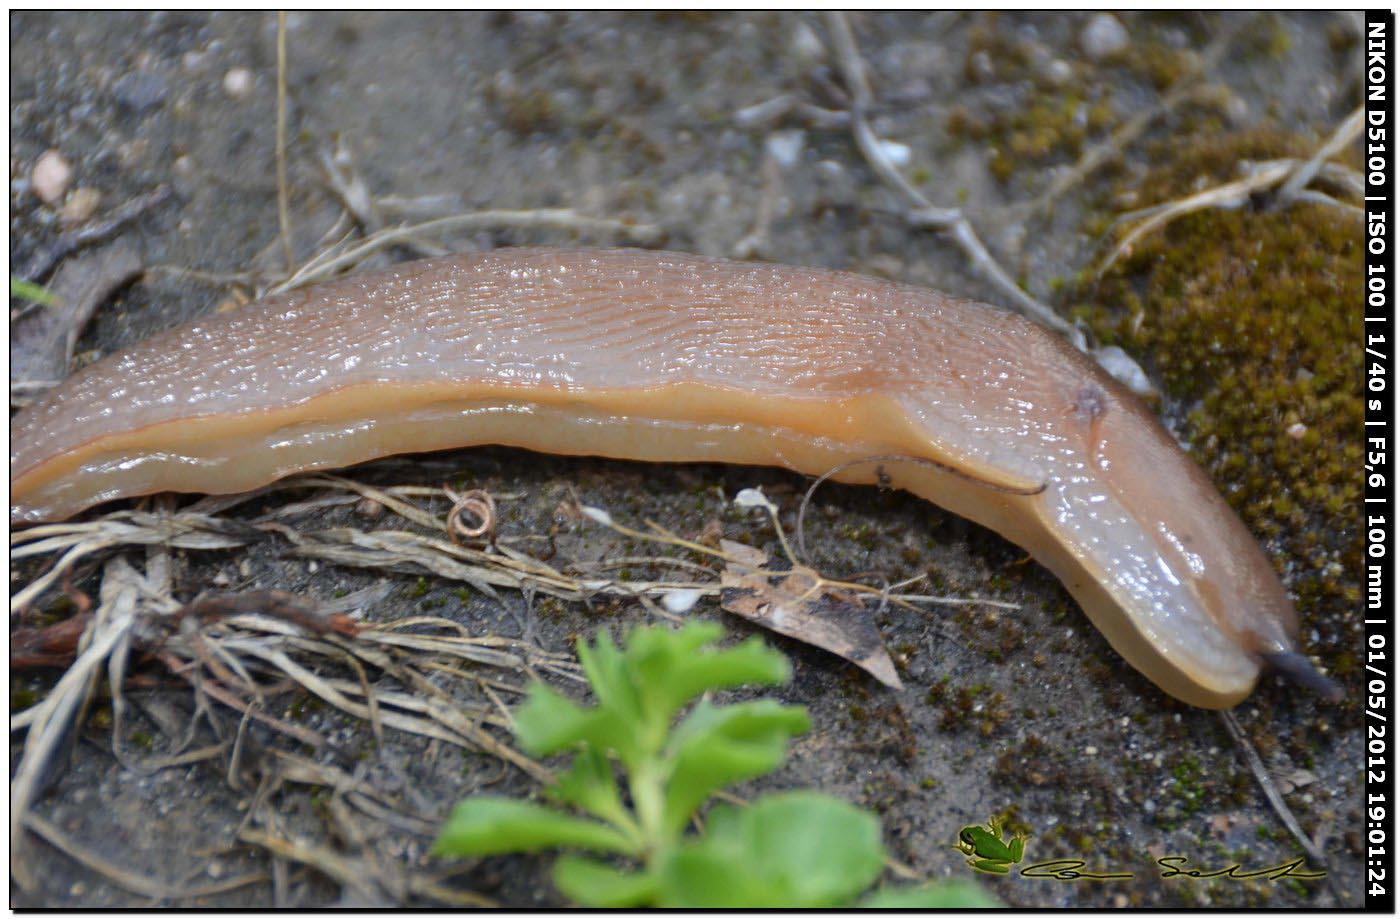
719 538 768 568
719 560 901 689
1274 767 1318 795
696 519 725 548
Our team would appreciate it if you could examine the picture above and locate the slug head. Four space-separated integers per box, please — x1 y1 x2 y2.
1055 376 1306 707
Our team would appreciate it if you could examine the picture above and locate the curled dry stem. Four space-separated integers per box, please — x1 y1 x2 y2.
444 486 498 544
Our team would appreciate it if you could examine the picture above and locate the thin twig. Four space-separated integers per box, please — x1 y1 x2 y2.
270 209 665 295
794 453 1045 563
1218 710 1344 905
824 11 1086 352
733 93 852 131
1029 20 1245 215
275 11 294 274
1275 105 1365 207
237 827 387 905
11 560 141 890
318 137 383 235
1096 160 1295 277
19 185 172 282
165 661 331 752
24 812 267 902
732 148 782 259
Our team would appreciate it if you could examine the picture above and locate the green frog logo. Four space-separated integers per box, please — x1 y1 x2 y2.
954 815 1028 875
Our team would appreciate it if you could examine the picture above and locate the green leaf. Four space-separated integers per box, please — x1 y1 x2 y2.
860 881 1003 908
639 631 791 726
10 276 56 306
656 844 776 907
512 681 634 761
512 682 592 754
662 700 811 834
553 856 658 907
528 624 793 766
550 746 635 838
432 797 637 857
659 793 886 907
577 629 643 726
623 623 724 753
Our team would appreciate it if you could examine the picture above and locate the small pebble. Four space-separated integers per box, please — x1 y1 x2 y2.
31 149 73 204
789 21 825 68
1095 345 1155 398
1081 13 1130 61
113 70 168 113
1223 93 1250 127
662 588 703 614
1045 58 1074 85
876 139 911 168
1286 422 1307 440
60 186 101 224
223 66 254 99
765 130 805 168
116 137 150 170
969 49 994 82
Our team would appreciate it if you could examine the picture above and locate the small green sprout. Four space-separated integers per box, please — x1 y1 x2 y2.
433 623 999 908
10 276 56 306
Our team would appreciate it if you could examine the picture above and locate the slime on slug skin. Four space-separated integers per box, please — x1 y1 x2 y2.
8 247 1338 709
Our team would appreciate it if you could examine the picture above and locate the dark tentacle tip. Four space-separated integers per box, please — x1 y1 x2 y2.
1263 652 1344 703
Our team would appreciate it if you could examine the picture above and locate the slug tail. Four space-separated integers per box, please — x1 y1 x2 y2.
1263 652 1343 703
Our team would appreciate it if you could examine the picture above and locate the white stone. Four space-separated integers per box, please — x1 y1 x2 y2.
223 66 254 99
877 139 911 168
662 588 704 614
31 150 72 204
1081 14 1130 61
789 21 825 68
765 130 805 168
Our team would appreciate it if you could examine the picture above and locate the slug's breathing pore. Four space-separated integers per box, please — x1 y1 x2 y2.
8 247 1325 709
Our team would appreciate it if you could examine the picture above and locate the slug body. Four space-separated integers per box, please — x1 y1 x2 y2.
10 248 1300 708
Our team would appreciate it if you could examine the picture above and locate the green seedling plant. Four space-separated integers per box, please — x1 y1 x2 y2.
10 276 56 306
433 622 998 908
